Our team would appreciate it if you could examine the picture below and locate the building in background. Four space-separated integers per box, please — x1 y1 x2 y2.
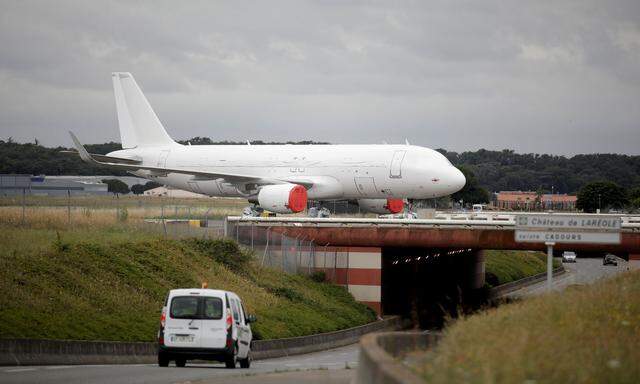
493 191 577 211
0 174 108 196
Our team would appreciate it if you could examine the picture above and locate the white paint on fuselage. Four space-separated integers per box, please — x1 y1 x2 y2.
108 143 465 200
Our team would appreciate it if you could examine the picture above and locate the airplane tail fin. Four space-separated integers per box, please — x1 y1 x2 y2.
112 72 176 148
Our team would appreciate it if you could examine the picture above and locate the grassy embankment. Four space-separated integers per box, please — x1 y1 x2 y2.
483 250 561 287
0 224 376 341
412 270 640 383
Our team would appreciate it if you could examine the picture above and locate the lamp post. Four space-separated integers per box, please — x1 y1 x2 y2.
598 193 601 213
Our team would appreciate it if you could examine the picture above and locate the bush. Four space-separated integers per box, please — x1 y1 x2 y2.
185 238 252 272
310 271 326 283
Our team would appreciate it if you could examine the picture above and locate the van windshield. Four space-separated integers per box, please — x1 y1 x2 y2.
170 296 223 320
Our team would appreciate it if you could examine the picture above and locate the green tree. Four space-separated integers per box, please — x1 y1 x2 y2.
629 187 640 210
451 166 490 206
101 179 130 195
130 184 145 195
576 181 628 213
130 181 161 195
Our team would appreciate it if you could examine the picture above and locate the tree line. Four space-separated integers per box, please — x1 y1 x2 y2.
1 139 638 209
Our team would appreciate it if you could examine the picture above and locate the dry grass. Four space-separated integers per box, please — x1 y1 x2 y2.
0 196 245 229
411 270 640 383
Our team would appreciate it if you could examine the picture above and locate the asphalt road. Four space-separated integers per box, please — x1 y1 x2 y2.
0 344 358 384
508 255 631 297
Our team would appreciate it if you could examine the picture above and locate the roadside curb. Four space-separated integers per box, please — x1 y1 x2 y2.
354 331 439 384
0 316 401 366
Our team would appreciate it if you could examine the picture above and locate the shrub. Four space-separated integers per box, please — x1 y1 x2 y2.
186 238 252 272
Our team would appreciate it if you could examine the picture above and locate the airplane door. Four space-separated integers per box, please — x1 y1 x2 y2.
390 150 406 178
354 177 378 196
157 150 170 167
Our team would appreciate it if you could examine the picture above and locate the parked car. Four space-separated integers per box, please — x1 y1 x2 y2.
603 254 618 266
562 251 577 263
158 288 256 368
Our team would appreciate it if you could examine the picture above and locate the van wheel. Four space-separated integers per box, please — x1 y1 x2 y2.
225 346 237 369
239 350 251 369
158 353 169 367
175 358 186 367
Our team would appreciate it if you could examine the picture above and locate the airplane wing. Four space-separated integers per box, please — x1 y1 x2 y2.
60 150 142 165
69 131 314 188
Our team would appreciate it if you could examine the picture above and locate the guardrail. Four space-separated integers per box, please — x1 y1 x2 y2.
488 266 566 299
0 316 401 366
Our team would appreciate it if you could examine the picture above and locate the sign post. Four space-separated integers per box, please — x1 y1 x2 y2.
515 214 621 292
545 241 554 291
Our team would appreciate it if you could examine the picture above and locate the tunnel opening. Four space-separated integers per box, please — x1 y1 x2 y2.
382 247 488 329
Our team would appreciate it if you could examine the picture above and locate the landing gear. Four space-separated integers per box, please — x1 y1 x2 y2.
242 205 264 217
308 206 331 218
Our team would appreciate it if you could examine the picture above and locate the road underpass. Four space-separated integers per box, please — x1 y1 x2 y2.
228 214 640 327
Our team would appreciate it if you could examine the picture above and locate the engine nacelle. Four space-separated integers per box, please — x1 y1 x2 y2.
357 198 404 214
258 184 308 214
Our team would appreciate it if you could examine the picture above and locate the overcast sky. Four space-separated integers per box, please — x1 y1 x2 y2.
1 1 639 155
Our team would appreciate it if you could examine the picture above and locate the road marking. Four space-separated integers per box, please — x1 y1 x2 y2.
4 368 37 373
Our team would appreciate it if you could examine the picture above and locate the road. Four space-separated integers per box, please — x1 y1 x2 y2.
0 344 358 384
507 256 630 298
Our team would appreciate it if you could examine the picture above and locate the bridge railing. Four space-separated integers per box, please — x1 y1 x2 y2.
226 213 640 229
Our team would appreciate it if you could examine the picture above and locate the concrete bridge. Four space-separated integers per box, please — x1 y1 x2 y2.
226 213 640 324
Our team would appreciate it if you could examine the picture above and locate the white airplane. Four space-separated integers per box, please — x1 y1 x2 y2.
70 72 465 215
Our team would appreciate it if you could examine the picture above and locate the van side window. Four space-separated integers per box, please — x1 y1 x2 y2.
239 303 247 324
238 300 246 325
230 298 240 323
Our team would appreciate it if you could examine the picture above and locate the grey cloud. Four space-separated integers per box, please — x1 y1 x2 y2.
0 0 638 155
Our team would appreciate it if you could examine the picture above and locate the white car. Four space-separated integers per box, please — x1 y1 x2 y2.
562 251 577 263
158 289 256 368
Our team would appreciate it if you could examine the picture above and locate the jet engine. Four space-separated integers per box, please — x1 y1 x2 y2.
258 184 308 214
357 198 404 214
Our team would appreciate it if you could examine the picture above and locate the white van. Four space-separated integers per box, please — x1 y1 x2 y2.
157 289 256 368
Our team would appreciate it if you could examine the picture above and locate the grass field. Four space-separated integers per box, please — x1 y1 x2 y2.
0 224 376 341
410 270 640 383
484 250 561 287
0 195 247 229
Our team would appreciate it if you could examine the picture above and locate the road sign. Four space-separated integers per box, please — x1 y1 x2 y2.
515 213 622 291
515 214 621 231
515 230 621 244
515 214 621 245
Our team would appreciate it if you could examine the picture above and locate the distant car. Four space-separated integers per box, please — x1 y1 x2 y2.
562 251 577 263
603 254 618 266
158 289 256 368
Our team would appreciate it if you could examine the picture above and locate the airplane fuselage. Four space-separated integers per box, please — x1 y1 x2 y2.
110 143 464 200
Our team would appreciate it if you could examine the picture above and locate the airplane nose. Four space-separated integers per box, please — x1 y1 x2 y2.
449 167 466 192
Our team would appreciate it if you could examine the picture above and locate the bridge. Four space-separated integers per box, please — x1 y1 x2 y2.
226 213 640 326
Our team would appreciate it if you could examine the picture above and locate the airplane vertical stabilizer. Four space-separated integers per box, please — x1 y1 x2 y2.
112 72 175 148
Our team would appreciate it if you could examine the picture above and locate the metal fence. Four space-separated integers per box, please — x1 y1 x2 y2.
226 220 351 277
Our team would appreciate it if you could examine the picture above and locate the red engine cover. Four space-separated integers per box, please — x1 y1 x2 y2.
385 198 404 214
287 185 308 213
